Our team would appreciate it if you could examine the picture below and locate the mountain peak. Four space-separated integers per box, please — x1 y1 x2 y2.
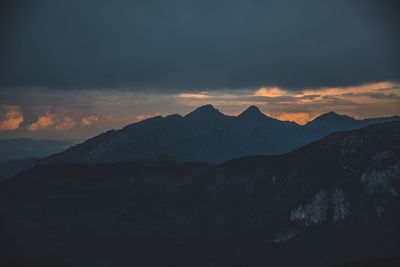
323 111 339 117
195 104 218 112
239 105 275 121
240 105 262 115
306 111 356 129
315 111 353 121
184 104 224 120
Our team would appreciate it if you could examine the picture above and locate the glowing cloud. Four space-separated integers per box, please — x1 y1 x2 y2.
81 115 99 127
27 113 55 131
178 92 211 99
255 87 286 97
0 105 24 131
297 82 398 99
55 116 76 130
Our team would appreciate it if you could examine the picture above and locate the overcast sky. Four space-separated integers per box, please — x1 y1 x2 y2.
0 0 399 139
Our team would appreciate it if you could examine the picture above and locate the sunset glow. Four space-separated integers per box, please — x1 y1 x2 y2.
276 113 315 125
0 81 398 138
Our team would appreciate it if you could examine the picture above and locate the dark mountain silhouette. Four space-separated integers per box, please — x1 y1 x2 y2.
185 103 225 121
304 111 400 137
1 122 399 266
39 105 400 164
238 105 278 122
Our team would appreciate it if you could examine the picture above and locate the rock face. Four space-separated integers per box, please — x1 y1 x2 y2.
0 122 400 267
290 188 350 225
291 190 330 226
40 105 400 164
332 188 350 222
360 162 400 196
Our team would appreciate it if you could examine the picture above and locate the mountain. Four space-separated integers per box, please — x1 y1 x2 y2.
239 105 277 121
305 111 357 132
305 111 400 136
1 122 399 266
40 105 400 164
184 103 226 121
0 138 79 161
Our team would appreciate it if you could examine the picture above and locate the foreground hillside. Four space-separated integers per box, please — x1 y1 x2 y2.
0 122 399 266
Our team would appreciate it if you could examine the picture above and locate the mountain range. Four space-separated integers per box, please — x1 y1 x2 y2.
4 106 397 181
40 105 400 164
1 122 399 266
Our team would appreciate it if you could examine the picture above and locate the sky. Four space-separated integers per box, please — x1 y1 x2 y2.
0 0 399 139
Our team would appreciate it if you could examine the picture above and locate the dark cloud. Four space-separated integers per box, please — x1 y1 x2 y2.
0 0 399 91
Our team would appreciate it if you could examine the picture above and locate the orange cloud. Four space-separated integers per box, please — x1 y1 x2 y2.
27 113 55 131
81 115 99 127
0 105 24 131
27 113 77 131
297 82 398 99
277 112 315 125
55 116 76 130
255 86 286 97
178 92 211 99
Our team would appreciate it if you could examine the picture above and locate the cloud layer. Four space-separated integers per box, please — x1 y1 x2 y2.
0 0 399 91
1 1 399 139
